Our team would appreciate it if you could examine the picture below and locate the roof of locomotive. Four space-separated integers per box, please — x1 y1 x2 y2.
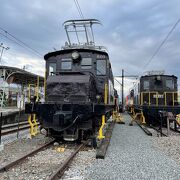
44 48 109 60
141 74 177 79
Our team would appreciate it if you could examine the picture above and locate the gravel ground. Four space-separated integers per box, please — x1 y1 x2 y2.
152 136 180 164
146 126 180 137
0 134 53 167
83 113 180 180
1 129 30 145
1 146 74 180
1 113 180 180
62 148 96 180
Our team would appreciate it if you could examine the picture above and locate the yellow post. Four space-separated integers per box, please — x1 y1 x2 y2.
98 115 105 139
164 92 167 106
132 107 135 117
104 83 108 105
28 115 35 137
141 110 146 124
36 76 39 101
173 92 174 106
156 92 158 106
141 92 143 105
33 114 38 135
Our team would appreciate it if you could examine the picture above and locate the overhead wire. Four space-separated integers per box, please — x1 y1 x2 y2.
0 27 43 57
143 18 180 70
74 0 84 19
130 17 180 89
73 0 93 43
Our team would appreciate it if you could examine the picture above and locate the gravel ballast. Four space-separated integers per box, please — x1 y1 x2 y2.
83 113 180 180
0 134 53 168
62 149 96 180
1 113 180 179
153 136 180 164
1 147 74 180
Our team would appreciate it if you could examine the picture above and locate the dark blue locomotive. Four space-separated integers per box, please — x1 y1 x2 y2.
25 19 115 141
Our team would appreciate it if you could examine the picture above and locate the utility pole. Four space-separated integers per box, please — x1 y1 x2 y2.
0 43 10 64
114 73 138 113
122 69 124 112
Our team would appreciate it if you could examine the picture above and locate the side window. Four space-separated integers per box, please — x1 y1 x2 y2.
81 58 92 69
61 59 72 70
166 79 174 89
96 59 106 75
143 80 149 90
49 63 56 76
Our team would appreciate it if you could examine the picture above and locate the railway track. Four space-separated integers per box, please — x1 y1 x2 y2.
2 121 29 130
0 139 90 179
128 112 180 137
49 140 89 180
1 121 39 136
0 140 55 173
150 125 180 137
135 121 153 136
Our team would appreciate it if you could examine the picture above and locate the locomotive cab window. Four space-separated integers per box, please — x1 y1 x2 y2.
61 59 72 70
96 59 106 75
81 58 92 69
166 79 174 89
49 63 56 76
143 80 149 90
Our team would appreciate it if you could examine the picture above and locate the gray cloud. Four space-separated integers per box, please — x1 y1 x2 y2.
0 0 180 96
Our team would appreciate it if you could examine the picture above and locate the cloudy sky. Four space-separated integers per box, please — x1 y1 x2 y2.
0 0 180 97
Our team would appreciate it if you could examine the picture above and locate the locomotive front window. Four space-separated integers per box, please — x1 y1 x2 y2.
81 58 92 69
166 79 174 89
97 59 106 75
61 59 72 70
49 63 56 76
143 80 149 90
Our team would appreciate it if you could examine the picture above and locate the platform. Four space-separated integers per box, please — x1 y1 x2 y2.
0 107 27 125
85 113 180 180
0 107 20 115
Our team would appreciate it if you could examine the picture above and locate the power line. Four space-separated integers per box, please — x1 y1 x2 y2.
74 0 84 19
0 27 43 57
143 18 180 69
129 18 180 89
0 32 42 58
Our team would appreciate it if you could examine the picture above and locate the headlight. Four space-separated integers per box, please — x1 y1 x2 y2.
96 95 101 100
72 51 80 60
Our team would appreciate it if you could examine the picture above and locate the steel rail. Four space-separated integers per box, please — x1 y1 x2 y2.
135 121 153 136
1 126 31 136
2 121 30 130
0 140 55 172
1 123 40 136
150 126 167 137
48 140 89 180
128 113 152 136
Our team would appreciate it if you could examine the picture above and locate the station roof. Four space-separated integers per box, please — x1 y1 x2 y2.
0 65 44 86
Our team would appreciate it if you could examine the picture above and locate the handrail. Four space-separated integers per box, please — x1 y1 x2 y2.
140 91 178 106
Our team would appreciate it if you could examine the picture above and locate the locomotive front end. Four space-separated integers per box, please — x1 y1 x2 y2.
25 19 115 141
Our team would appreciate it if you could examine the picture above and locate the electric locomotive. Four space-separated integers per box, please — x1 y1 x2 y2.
127 71 180 125
25 19 115 141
